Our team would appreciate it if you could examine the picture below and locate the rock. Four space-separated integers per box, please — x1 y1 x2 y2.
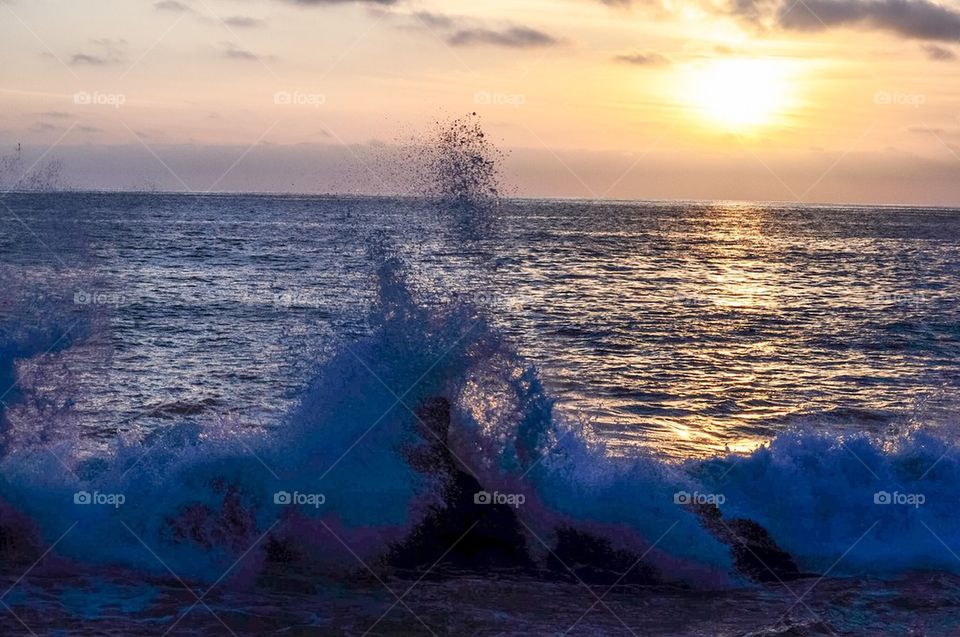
388 398 534 573
693 502 813 582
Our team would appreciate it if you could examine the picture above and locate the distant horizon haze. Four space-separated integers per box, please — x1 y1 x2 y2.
4 140 959 207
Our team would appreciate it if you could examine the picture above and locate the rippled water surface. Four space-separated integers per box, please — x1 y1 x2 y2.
3 192 959 456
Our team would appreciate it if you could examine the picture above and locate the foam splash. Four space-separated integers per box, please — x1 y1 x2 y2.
1 256 959 589
0 286 90 457
701 425 960 575
424 112 503 209
0 147 66 191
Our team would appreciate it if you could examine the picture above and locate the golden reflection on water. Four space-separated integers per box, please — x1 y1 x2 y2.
454 200 947 461
544 201 844 459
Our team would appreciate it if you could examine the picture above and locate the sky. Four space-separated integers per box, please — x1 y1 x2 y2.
1 0 959 204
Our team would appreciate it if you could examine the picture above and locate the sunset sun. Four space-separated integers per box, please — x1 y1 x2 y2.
681 58 796 132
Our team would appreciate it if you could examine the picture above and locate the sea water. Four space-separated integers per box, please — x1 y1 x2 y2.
2 192 960 635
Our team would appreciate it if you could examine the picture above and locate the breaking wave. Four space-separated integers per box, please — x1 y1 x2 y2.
2 257 959 590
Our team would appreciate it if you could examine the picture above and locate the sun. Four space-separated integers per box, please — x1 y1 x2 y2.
680 58 795 132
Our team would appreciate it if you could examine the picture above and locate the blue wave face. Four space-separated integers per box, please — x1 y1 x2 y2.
1 255 957 590
702 427 960 576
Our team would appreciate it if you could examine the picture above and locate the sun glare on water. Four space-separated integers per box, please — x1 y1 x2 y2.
681 58 796 132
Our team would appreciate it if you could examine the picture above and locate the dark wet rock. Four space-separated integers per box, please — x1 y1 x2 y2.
263 534 308 568
0 500 41 567
395 398 661 585
389 397 534 573
547 526 660 586
397 396 806 586
693 503 813 583
165 482 258 554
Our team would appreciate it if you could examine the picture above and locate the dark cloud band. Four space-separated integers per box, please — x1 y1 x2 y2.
446 26 559 48
777 0 960 42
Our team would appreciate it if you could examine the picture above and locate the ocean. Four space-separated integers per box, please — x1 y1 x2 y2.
2 192 960 635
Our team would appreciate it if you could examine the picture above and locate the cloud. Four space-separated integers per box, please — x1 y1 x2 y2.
71 53 109 65
223 15 266 28
604 0 960 43
70 38 125 66
154 0 191 12
922 43 956 60
614 51 670 65
153 0 267 29
775 0 960 42
283 0 398 5
412 10 455 29
393 10 561 50
447 26 560 48
153 1 265 28
222 42 264 61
